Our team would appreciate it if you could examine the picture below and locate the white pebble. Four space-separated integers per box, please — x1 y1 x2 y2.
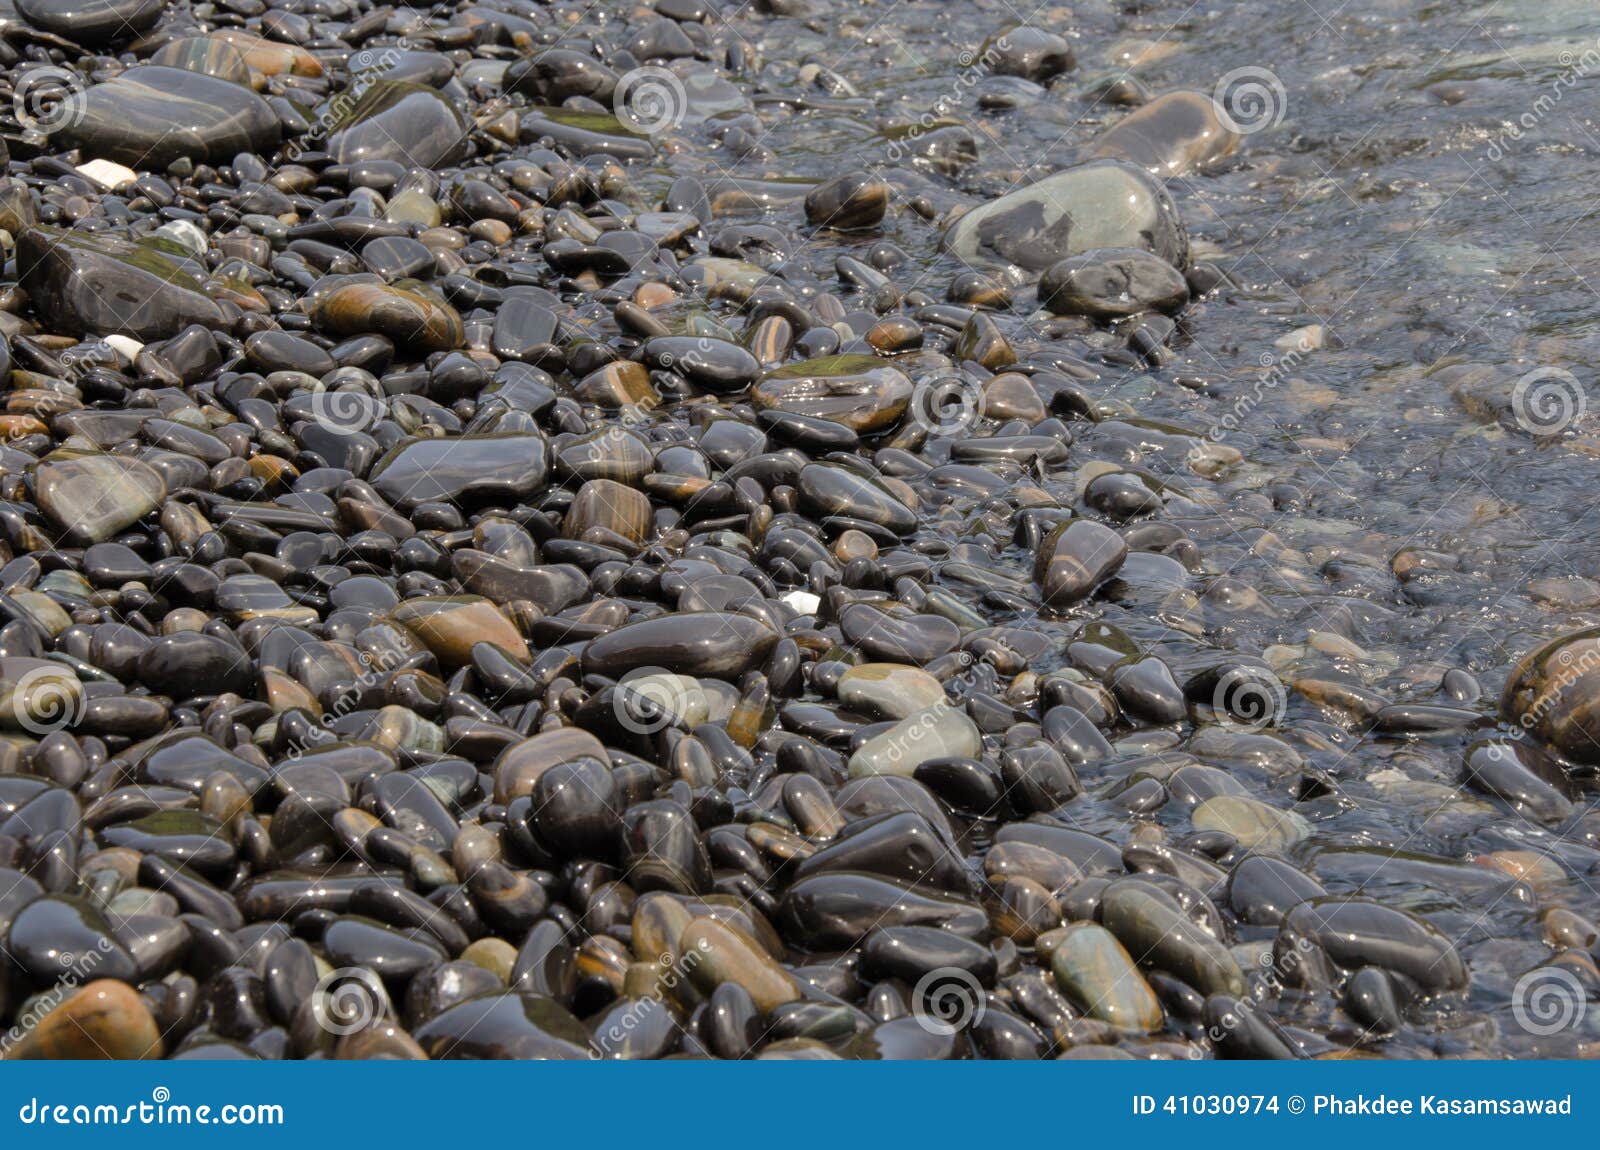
75 159 138 189
782 590 821 616
104 335 143 364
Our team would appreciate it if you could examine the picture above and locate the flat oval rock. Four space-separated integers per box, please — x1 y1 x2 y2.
1039 247 1189 319
309 277 464 353
581 612 779 679
1048 922 1163 1032
60 66 280 167
1279 898 1468 993
411 992 592 1058
18 0 164 44
1036 519 1128 605
1500 627 1600 765
1192 794 1311 850
753 356 914 433
6 894 140 983
1092 90 1241 178
797 464 916 534
370 434 548 509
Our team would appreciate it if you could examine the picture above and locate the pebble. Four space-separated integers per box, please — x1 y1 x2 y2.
805 172 891 231
1099 880 1246 997
33 454 166 544
1500 627 1600 764
1039 249 1190 319
1192 795 1311 850
17 0 164 44
1047 923 1163 1032
942 160 1188 270
6 980 163 1059
1092 90 1241 177
1278 899 1469 993
18 229 224 339
327 81 472 169
753 356 914 432
1036 519 1128 604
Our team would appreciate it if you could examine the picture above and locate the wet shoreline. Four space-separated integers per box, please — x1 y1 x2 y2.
0 0 1596 1060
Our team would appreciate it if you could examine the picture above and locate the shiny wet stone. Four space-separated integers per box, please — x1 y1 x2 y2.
60 66 280 167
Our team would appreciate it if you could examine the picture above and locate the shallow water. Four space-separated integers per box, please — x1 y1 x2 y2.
691 0 1600 1053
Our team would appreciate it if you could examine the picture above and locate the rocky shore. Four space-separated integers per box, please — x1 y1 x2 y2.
0 0 1596 1060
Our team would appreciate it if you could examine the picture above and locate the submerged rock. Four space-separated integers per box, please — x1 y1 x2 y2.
752 356 914 432
1092 90 1241 177
1039 248 1190 318
1501 628 1600 765
941 159 1189 271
